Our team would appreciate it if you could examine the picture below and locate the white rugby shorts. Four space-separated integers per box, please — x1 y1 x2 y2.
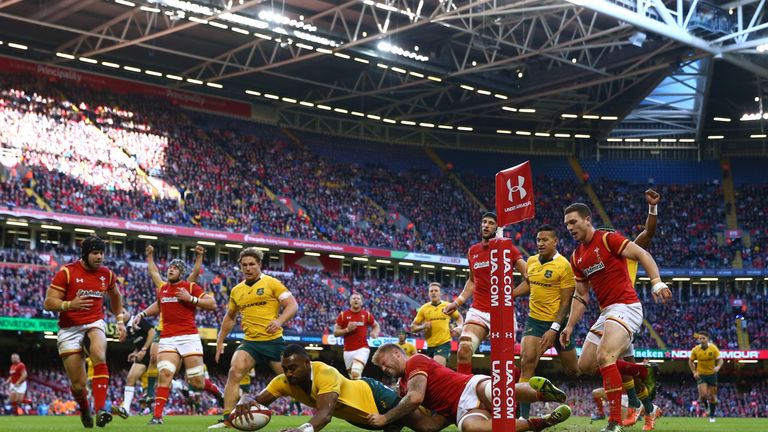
342 347 370 370
158 334 204 357
585 302 643 357
57 319 105 356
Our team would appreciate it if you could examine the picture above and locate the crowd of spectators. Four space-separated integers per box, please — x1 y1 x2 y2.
2 243 767 351
3 71 765 265
735 184 767 269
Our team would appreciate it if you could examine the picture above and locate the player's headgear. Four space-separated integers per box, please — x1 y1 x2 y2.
168 258 187 277
482 211 497 221
81 235 106 260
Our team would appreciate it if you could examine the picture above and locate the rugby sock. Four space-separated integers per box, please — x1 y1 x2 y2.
72 386 90 414
637 387 654 414
615 359 648 379
457 360 473 375
92 363 110 411
593 396 605 416
153 386 170 419
204 378 222 397
599 364 624 424
10 401 18 415
623 379 641 408
122 385 135 411
526 417 547 431
709 400 717 418
519 377 531 418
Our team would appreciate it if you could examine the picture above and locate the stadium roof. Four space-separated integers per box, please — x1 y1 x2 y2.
1 0 768 155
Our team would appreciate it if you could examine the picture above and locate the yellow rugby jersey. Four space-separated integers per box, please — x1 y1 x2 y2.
527 253 575 322
627 259 639 285
228 274 291 341
413 300 460 347
397 342 417 357
265 361 380 423
691 344 721 375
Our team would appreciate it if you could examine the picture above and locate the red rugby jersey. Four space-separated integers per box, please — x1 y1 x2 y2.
9 362 26 385
467 241 522 313
158 280 205 338
335 309 375 351
398 354 472 422
570 230 639 309
50 261 116 328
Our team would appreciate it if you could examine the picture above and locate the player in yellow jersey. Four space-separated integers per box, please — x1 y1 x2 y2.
396 330 417 357
211 247 298 429
513 224 577 419
689 331 722 423
411 282 463 366
233 344 450 432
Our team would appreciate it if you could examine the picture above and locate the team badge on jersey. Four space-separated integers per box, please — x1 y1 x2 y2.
256 288 264 296
544 270 553 278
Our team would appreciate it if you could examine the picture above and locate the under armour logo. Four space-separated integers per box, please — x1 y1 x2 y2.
76 278 84 283
505 332 514 338
490 332 500 339
99 276 106 281
507 175 527 202
578 257 583 263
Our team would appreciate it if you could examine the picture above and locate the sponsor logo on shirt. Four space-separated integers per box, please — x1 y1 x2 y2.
583 261 605 277
473 261 490 269
76 289 104 298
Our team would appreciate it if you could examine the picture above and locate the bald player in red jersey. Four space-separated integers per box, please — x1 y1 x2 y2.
8 353 27 415
44 235 127 429
443 211 526 374
369 344 572 432
560 203 672 432
133 245 222 425
333 292 381 380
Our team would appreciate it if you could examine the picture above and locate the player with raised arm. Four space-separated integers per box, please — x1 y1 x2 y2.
514 224 578 419
443 211 526 374
234 344 454 432
43 235 127 428
619 189 663 430
133 245 223 425
689 331 723 423
7 353 27 415
411 282 463 366
135 245 205 412
333 292 381 380
210 247 298 429
369 344 571 432
560 203 672 432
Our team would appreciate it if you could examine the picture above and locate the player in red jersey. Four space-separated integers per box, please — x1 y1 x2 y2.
133 245 223 425
560 203 672 432
369 344 572 432
333 292 381 379
7 353 27 415
43 235 127 428
443 211 526 374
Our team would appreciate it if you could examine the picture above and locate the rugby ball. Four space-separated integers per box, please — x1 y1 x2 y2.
228 404 272 431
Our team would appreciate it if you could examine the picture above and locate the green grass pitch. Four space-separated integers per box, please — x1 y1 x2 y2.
3 415 767 431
